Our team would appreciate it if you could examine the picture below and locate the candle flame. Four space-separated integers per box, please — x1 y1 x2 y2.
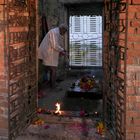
55 103 61 115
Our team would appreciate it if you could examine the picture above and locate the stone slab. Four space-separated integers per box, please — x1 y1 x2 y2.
16 114 111 140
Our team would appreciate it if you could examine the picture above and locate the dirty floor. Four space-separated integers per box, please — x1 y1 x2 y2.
16 70 108 140
16 114 111 140
38 75 103 113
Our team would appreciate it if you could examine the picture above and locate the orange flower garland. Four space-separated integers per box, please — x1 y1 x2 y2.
32 118 45 125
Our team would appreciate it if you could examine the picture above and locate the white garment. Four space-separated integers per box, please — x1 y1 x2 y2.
38 27 64 66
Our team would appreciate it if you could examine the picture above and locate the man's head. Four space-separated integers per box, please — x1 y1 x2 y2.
59 24 68 35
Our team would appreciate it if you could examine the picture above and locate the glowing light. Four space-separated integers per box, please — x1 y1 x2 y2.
55 103 61 115
95 111 98 114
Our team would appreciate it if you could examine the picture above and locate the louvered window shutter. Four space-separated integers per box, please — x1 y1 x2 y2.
69 16 102 67
69 41 83 66
74 17 80 32
90 17 96 33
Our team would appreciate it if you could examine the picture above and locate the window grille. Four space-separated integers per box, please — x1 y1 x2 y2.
74 17 81 32
90 17 96 33
69 16 102 67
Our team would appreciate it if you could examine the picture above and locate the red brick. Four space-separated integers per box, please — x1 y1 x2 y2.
126 56 140 65
0 88 7 93
126 111 140 118
119 12 126 20
0 74 6 79
133 58 140 65
104 1 140 139
118 33 125 40
126 133 135 140
127 50 140 57
127 79 140 86
132 119 140 126
129 20 140 28
127 65 140 72
135 103 140 110
0 96 5 100
9 27 28 32
0 0 5 4
127 87 140 95
0 41 4 46
128 27 135 34
126 72 134 80
128 12 140 20
126 70 140 81
0 81 6 88
131 0 140 4
0 108 4 114
128 43 140 50
128 35 140 43
128 5 140 13
126 102 136 110
135 133 140 140
126 126 140 133
0 102 8 108
0 32 4 38
126 96 140 103
0 118 8 129
126 87 137 95
0 129 8 138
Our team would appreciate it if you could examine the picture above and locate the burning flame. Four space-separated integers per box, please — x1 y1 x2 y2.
55 103 61 115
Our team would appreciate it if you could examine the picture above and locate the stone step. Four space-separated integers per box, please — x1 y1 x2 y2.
16 114 111 140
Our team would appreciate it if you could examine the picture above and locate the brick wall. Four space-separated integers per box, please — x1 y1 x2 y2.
0 1 8 139
126 0 140 140
104 0 140 139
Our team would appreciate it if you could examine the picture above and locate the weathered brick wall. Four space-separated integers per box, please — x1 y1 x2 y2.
104 0 140 139
0 0 38 139
126 0 140 140
0 0 8 139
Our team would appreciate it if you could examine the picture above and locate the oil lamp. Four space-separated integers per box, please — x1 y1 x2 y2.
55 102 61 115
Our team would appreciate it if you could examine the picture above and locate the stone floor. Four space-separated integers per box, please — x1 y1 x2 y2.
38 73 103 113
16 69 107 140
16 114 111 140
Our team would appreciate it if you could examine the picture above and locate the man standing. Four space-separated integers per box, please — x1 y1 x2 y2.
38 24 68 88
